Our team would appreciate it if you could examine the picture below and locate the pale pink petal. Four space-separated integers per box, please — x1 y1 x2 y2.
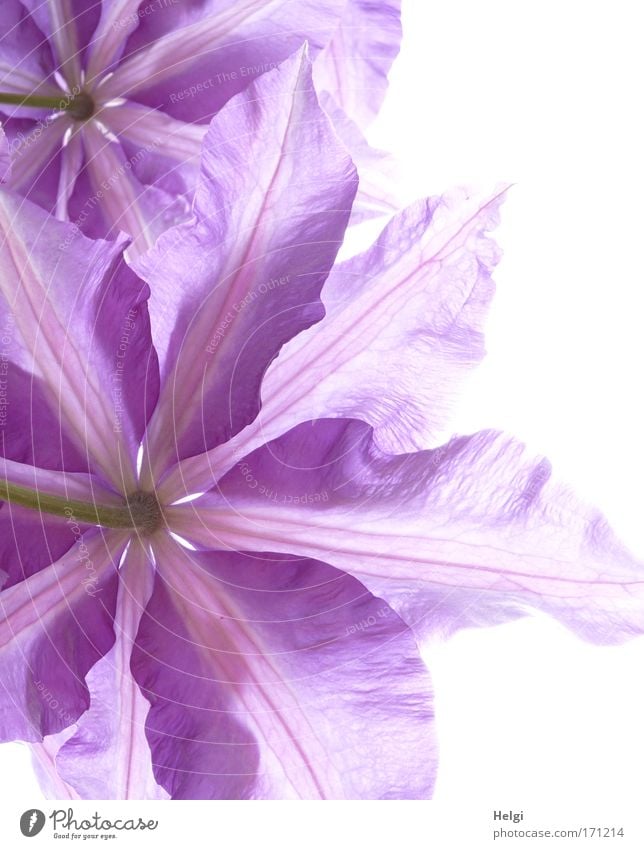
160 188 505 499
55 540 169 799
0 381 109 594
167 426 644 646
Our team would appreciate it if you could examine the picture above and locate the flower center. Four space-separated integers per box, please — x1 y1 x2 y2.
126 490 164 535
68 91 95 121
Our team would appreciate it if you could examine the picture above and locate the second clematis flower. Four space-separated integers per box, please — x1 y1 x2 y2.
0 0 401 254
1 52 643 800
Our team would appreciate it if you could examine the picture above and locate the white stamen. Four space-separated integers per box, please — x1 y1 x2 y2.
103 97 127 109
94 121 119 143
136 444 144 477
171 491 206 506
117 541 132 570
53 70 69 91
169 532 197 551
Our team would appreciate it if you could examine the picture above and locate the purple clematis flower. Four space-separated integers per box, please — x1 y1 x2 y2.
0 0 401 254
1 53 643 800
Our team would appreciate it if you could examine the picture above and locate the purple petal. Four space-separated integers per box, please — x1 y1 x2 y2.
135 49 356 484
0 361 87 472
30 732 80 799
85 0 147 80
258 188 506 453
314 0 402 128
1 456 122 504
0 2 60 102
81 124 189 257
0 368 106 594
0 506 78 589
0 366 92 590
100 0 345 122
4 119 67 208
99 102 206 164
161 188 505 498
0 531 126 742
55 540 168 799
90 104 205 242
0 126 10 182
168 422 644 646
19 0 100 87
0 191 159 489
0 458 125 588
0 16 66 214
320 93 401 224
132 534 436 799
55 127 83 220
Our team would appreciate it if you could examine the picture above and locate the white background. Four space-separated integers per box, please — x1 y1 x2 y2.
2 0 644 837
376 0 644 809
371 0 644 810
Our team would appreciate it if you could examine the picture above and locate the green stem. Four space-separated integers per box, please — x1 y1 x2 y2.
0 92 73 111
0 479 136 529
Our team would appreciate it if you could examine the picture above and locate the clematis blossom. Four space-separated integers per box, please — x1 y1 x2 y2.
0 0 401 254
1 53 643 801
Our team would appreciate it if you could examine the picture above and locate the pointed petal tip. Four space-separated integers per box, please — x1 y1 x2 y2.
136 34 358 477
172 422 644 649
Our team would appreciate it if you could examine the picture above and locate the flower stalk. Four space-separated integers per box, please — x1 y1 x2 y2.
0 92 75 112
0 479 148 530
